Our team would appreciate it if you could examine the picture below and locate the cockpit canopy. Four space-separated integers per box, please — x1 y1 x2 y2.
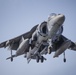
49 13 57 17
48 13 57 21
48 13 61 21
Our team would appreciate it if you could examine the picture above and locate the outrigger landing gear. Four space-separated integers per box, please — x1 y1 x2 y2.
6 55 16 61
10 50 13 62
63 52 66 63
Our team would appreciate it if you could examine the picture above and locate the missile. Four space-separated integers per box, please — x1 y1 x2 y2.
16 39 29 56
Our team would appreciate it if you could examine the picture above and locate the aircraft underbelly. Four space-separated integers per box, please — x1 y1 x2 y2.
48 22 61 39
38 35 47 43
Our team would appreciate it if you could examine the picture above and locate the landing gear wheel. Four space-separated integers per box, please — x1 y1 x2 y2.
48 47 51 54
11 50 13 62
63 52 66 63
36 56 39 63
41 56 44 63
11 57 13 62
63 58 66 63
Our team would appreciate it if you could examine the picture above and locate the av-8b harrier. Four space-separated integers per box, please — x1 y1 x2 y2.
0 13 76 63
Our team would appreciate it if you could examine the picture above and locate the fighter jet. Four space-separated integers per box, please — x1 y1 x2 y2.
0 13 76 63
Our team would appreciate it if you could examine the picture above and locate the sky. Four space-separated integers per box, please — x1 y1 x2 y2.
0 0 76 75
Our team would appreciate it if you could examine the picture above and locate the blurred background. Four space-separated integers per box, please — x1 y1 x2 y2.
0 0 76 75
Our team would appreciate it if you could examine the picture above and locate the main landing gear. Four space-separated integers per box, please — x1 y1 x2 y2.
6 50 14 62
36 56 46 63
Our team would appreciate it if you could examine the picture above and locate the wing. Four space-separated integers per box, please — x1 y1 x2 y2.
0 25 38 50
68 42 76 51
60 35 76 51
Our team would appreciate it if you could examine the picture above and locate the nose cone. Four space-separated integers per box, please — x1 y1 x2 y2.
57 14 65 25
59 14 65 21
47 14 65 39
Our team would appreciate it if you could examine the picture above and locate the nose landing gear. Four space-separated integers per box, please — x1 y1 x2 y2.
48 47 52 54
